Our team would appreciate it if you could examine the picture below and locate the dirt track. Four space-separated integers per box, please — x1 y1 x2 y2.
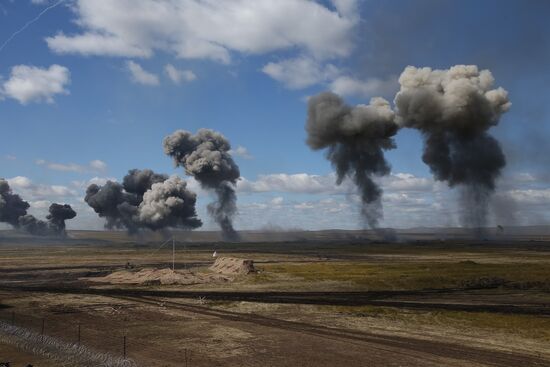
1 285 549 367
1 284 548 315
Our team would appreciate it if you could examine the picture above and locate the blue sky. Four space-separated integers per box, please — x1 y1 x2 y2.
1 0 549 231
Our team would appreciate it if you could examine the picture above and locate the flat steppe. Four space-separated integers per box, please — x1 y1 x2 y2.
0 229 549 366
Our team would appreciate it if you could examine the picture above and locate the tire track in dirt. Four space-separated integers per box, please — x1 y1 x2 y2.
115 295 548 367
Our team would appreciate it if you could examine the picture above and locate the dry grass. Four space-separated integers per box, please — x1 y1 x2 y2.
253 261 550 291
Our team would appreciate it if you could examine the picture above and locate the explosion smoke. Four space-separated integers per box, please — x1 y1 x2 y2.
306 92 399 228
1 178 76 236
85 169 201 233
47 203 76 235
163 129 240 240
394 65 510 231
0 178 30 227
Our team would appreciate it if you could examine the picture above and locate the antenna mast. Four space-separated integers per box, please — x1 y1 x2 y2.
172 237 175 271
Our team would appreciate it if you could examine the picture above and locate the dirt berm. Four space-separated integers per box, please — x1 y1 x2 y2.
85 257 255 285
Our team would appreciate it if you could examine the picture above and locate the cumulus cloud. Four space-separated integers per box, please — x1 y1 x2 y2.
7 176 78 201
0 64 70 104
46 0 357 62
329 75 398 98
237 172 436 198
126 61 159 86
36 159 107 173
237 173 348 194
262 56 339 89
164 64 197 84
229 145 253 160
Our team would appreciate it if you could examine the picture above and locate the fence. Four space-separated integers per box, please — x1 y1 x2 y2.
0 308 195 367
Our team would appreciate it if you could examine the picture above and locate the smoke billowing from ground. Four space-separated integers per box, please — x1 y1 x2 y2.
394 65 511 230
306 92 399 228
85 169 201 234
0 178 30 227
1 178 76 236
163 129 240 240
47 203 77 235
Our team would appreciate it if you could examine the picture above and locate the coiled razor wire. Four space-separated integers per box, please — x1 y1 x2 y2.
0 320 137 367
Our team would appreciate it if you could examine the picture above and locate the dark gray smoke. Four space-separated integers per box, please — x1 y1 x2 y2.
394 65 511 231
17 203 76 236
18 215 50 236
0 178 30 227
163 129 240 240
46 203 76 235
1 178 76 236
85 169 201 234
306 92 399 228
123 169 168 198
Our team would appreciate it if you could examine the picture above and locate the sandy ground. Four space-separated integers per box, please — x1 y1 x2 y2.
0 232 548 366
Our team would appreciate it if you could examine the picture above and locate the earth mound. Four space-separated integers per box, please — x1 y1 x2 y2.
87 268 230 286
209 257 256 275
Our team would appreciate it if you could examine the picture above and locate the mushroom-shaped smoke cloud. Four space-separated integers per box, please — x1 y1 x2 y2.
394 65 510 230
306 93 399 228
163 129 240 240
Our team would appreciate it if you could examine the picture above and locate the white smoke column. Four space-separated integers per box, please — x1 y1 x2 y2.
306 92 399 228
394 65 511 232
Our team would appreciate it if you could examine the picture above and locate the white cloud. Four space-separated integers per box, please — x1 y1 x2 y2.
89 159 107 171
262 56 339 89
4 155 16 160
36 159 107 173
329 75 398 98
331 0 359 18
45 0 356 62
270 197 284 206
71 176 117 189
381 173 433 192
507 189 550 205
30 200 51 209
237 172 434 195
237 173 349 194
164 64 196 84
229 145 253 159
7 176 78 200
1 64 70 104
126 61 159 86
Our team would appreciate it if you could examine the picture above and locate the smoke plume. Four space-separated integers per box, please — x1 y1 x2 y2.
1 178 77 236
394 65 511 230
163 129 240 240
306 92 399 228
46 203 76 235
0 178 30 227
85 169 201 233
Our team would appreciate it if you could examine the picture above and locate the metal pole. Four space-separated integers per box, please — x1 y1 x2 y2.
77 323 81 346
41 318 45 336
172 237 175 271
123 335 126 359
185 348 188 367
11 311 14 325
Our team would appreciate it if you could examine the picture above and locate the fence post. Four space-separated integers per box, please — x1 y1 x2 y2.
123 335 126 359
77 323 81 346
11 311 14 325
41 318 45 338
